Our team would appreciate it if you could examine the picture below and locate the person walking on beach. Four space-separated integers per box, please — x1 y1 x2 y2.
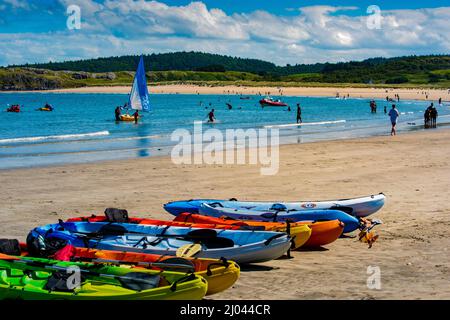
115 106 121 121
424 108 430 128
133 110 139 124
296 104 302 123
388 104 399 136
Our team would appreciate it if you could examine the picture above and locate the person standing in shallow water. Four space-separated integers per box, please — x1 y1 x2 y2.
388 104 399 136
133 110 139 124
296 104 302 123
115 106 121 121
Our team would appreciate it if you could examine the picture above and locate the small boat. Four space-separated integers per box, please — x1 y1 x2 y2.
198 203 360 233
29 221 292 264
259 97 288 107
0 252 207 300
117 55 150 122
67 210 311 250
163 193 385 218
6 105 20 113
240 96 251 100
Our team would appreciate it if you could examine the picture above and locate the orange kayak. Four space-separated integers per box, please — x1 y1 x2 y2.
19 244 239 296
67 215 247 230
301 220 344 248
175 213 343 247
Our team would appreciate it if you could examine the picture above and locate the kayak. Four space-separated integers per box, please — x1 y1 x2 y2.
163 193 385 218
198 203 360 233
259 98 288 107
29 222 292 264
119 114 138 121
0 254 207 300
302 220 344 247
67 213 311 250
19 244 238 296
174 213 343 248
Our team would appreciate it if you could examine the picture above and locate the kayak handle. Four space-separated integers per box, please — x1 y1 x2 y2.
264 233 286 246
206 257 230 276
170 273 197 292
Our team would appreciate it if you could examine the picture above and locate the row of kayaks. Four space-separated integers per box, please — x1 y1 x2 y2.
0 193 385 300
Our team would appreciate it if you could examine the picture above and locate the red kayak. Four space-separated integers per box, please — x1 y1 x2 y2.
259 97 288 107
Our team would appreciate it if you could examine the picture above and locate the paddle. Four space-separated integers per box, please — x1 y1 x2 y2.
176 243 202 258
87 257 196 273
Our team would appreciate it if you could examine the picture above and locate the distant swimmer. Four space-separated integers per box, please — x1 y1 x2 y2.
43 103 54 111
388 104 399 136
287 106 291 112
115 106 121 121
296 104 302 124
207 109 216 123
226 102 233 110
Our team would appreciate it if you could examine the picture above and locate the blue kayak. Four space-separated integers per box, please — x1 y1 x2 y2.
198 203 361 233
28 222 292 264
164 193 385 218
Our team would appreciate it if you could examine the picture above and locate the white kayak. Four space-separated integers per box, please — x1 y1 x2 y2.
164 193 386 218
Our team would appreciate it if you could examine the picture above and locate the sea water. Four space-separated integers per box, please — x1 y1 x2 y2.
1 92 449 170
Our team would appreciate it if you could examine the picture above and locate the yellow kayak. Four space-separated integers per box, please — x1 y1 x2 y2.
0 254 208 300
119 114 139 121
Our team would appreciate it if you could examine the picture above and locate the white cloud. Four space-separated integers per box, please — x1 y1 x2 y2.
0 1 449 66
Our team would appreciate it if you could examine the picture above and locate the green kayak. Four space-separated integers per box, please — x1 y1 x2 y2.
0 254 207 300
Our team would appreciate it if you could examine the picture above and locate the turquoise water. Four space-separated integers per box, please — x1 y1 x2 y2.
1 92 449 170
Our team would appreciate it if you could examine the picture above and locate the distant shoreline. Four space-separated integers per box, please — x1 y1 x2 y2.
3 84 449 102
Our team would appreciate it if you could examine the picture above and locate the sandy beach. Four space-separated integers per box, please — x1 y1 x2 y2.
28 85 450 102
1 128 449 299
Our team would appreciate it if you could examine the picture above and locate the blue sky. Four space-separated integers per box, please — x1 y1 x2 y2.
0 0 449 66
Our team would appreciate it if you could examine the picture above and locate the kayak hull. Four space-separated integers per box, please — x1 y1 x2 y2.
0 255 207 300
31 222 292 264
164 193 385 218
67 215 311 250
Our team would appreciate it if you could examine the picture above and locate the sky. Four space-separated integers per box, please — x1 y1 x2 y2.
0 0 449 66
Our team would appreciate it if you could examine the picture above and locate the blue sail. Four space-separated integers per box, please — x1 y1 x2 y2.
128 55 150 112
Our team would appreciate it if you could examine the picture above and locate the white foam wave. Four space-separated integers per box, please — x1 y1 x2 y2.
264 120 346 129
0 131 110 144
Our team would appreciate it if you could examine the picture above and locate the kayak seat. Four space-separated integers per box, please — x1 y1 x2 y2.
104 208 129 223
269 203 287 211
0 239 21 256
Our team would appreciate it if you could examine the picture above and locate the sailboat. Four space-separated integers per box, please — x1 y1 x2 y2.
118 55 150 121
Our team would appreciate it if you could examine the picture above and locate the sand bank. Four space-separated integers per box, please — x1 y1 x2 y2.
26 84 450 102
